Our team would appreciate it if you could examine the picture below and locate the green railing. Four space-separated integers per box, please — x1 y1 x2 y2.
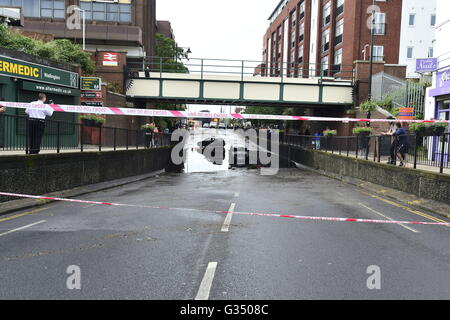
127 57 355 83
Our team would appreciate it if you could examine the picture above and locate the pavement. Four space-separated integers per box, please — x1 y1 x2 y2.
0 129 449 300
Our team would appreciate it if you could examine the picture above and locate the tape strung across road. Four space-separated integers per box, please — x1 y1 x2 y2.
1 192 449 227
0 101 448 123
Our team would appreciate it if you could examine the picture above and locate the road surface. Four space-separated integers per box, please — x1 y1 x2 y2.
0 129 449 299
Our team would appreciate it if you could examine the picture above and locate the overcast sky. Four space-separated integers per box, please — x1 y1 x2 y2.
157 0 275 61
156 0 276 113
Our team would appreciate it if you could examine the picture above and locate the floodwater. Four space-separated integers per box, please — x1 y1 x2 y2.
184 128 256 173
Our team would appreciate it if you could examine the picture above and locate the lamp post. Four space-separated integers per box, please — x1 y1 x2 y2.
175 45 192 62
74 7 86 50
367 0 375 102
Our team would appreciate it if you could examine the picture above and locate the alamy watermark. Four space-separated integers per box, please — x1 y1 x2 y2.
366 265 381 290
171 129 280 176
66 265 81 290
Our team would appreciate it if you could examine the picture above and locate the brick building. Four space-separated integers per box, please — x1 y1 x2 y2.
156 20 175 40
262 0 403 79
0 0 157 58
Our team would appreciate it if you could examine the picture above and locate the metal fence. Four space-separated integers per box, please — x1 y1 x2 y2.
281 133 450 174
0 113 172 154
127 56 356 82
371 72 427 118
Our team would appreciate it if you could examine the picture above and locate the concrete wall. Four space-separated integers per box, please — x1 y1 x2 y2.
0 148 172 203
282 145 450 204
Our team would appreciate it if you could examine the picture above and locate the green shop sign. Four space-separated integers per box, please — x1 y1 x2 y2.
21 81 80 96
0 55 79 89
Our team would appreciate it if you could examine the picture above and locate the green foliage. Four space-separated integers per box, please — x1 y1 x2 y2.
154 33 189 73
435 122 448 128
244 105 288 127
106 81 124 94
410 122 427 132
0 24 95 74
155 118 168 130
141 124 155 130
360 100 378 112
352 127 372 135
323 130 337 137
80 114 105 124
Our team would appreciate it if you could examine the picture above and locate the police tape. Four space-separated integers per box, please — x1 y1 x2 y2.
0 101 449 123
1 192 449 227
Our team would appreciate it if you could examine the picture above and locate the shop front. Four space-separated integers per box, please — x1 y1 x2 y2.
0 53 80 149
428 67 450 163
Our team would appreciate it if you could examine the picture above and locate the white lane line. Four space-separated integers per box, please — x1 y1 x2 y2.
234 192 240 198
0 220 46 237
195 262 218 300
221 203 236 233
359 203 419 233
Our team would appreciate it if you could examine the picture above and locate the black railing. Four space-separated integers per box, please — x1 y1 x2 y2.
0 113 172 154
281 133 450 174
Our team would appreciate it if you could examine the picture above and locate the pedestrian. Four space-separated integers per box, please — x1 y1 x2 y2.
0 106 5 113
313 132 322 150
25 93 53 154
153 126 160 147
393 122 409 167
382 117 397 164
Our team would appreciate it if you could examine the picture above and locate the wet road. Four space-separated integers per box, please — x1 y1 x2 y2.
0 129 449 299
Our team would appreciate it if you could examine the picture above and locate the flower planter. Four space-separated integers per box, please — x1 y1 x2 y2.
82 119 94 127
424 126 434 136
434 126 447 136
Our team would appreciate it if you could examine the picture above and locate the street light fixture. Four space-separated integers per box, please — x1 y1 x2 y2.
175 45 192 62
367 0 375 102
74 7 86 50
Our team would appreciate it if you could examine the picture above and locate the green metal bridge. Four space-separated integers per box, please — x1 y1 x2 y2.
126 57 355 108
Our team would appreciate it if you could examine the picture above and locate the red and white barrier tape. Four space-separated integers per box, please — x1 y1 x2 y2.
1 192 449 227
0 101 449 123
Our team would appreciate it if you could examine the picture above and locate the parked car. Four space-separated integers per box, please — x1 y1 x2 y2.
219 123 227 129
203 123 210 128
209 122 218 128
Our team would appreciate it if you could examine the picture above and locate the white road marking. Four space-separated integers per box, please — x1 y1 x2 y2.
234 192 240 198
359 203 419 233
0 220 46 237
221 203 236 233
195 262 218 300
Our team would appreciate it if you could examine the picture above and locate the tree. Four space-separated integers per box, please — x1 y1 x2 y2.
0 24 95 74
154 33 189 73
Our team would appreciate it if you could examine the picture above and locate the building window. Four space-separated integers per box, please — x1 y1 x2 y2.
409 14 415 26
428 47 434 58
80 0 132 23
40 0 65 18
0 0 64 18
335 19 344 45
373 12 385 35
299 1 305 20
431 14 436 26
407 47 414 59
333 48 342 74
322 29 330 52
372 45 384 62
299 22 304 42
322 2 331 26
336 0 344 17
321 55 329 76
298 45 304 64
